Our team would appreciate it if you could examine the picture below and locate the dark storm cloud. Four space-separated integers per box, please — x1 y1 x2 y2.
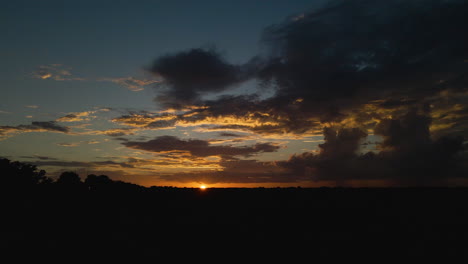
374 110 432 151
146 0 468 133
0 121 70 139
122 135 279 157
278 127 368 180
318 127 367 159
259 0 468 108
278 113 466 184
150 48 250 106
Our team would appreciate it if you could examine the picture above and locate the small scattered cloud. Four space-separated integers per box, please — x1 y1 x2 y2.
25 105 39 109
57 142 80 147
56 111 96 122
100 77 161 91
56 140 100 147
19 155 58 160
219 132 245 137
82 127 138 137
32 64 84 81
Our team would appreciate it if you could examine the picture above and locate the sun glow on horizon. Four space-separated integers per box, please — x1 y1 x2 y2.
200 185 207 190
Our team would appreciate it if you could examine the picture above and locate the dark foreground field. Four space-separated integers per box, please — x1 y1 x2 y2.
3 186 468 260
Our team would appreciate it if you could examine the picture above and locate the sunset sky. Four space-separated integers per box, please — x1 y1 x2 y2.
1 0 467 187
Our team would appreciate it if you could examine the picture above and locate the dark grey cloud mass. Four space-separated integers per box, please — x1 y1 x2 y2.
279 112 465 185
122 135 279 157
150 48 251 107
144 0 468 135
150 0 468 112
140 0 468 184
259 0 468 106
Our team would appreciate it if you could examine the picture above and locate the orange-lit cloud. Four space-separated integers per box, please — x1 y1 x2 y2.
122 135 280 158
56 111 97 122
0 121 70 140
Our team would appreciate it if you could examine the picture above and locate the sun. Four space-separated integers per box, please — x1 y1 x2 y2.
199 185 207 190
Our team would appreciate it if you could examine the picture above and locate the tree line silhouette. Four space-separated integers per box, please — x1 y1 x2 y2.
2 157 468 260
1 157 145 193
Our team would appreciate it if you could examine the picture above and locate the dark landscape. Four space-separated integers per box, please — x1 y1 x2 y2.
3 158 468 260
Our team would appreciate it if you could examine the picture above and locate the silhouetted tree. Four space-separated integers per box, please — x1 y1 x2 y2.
85 174 113 191
0 158 51 188
56 171 82 185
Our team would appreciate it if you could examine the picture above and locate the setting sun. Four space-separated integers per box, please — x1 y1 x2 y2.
200 185 207 190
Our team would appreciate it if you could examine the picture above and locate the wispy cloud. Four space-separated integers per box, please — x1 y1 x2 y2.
0 121 70 140
25 105 39 109
33 64 161 92
56 111 96 122
99 76 161 91
56 140 100 147
82 127 138 137
32 64 84 81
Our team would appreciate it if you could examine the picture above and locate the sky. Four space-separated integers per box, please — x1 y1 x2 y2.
1 0 468 188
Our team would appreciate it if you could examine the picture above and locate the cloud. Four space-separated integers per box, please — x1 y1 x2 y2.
219 132 244 137
111 95 322 136
33 64 159 92
29 121 70 133
157 158 294 184
278 113 466 185
149 48 251 106
19 155 58 160
258 0 468 107
25 105 39 109
100 77 161 91
80 127 138 137
56 111 96 122
111 112 177 128
30 160 135 169
143 0 468 136
57 142 80 147
122 135 280 158
136 0 468 186
32 64 84 81
18 0 467 186
0 121 70 140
